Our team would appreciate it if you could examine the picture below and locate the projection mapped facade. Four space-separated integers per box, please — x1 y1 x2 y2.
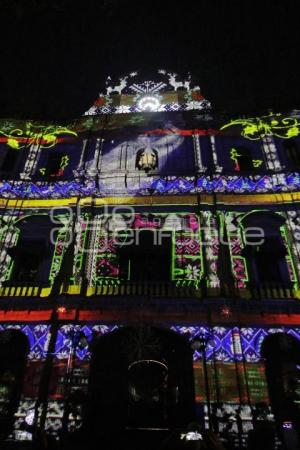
1 70 300 444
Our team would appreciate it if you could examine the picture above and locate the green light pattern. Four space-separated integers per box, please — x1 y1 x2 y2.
0 122 77 150
172 226 204 289
48 216 72 285
221 112 300 140
280 225 299 290
202 212 220 289
89 213 204 288
0 218 20 284
230 148 241 171
71 214 90 285
226 212 248 288
39 154 70 177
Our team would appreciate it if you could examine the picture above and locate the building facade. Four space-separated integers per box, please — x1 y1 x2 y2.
1 71 300 447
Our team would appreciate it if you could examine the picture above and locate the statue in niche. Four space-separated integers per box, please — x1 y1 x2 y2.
136 146 158 172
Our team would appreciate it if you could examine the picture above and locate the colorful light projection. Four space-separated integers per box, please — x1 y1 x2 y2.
85 70 211 115
0 216 20 284
225 213 248 289
0 322 298 363
48 215 73 286
202 212 220 288
1 172 300 198
221 112 300 140
229 148 263 172
225 211 299 290
39 155 70 178
88 213 203 288
0 122 77 150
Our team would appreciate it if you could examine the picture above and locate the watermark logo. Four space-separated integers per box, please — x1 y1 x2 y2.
49 206 265 252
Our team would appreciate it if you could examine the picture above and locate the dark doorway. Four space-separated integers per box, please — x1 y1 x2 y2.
262 333 300 434
119 230 172 281
85 326 195 436
241 212 291 287
0 330 29 441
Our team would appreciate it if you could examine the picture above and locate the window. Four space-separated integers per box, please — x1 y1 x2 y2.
11 241 46 283
118 230 172 281
284 140 300 168
230 146 253 172
45 152 63 178
5 215 56 285
0 148 18 173
241 212 291 287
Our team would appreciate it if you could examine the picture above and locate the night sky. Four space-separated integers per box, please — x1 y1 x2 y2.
0 1 299 120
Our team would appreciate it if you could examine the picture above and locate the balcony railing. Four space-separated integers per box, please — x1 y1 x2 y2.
93 281 203 298
0 280 297 300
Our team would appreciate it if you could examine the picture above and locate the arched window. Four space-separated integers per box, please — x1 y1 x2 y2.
283 139 300 168
241 212 291 287
5 215 57 285
0 330 29 440
230 146 253 172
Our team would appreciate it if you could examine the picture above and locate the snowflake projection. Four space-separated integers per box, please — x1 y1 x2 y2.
129 80 167 96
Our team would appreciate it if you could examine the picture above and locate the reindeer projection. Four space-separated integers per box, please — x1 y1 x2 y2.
106 76 128 95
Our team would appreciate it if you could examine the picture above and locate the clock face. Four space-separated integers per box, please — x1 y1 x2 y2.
137 95 161 112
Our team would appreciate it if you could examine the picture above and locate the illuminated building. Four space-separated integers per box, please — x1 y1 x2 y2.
1 70 300 447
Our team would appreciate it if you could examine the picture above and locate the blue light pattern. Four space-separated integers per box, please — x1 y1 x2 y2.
1 172 300 198
1 323 299 362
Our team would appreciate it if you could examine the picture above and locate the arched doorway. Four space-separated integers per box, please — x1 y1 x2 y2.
84 326 195 435
0 329 29 440
261 333 300 433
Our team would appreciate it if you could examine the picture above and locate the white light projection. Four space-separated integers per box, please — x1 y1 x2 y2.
90 128 185 194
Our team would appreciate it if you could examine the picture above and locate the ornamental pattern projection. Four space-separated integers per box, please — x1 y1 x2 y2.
0 216 20 283
224 212 298 290
0 213 74 287
2 173 300 198
48 215 72 285
0 122 77 150
84 70 211 115
1 323 299 363
220 112 300 141
88 213 203 287
286 210 300 276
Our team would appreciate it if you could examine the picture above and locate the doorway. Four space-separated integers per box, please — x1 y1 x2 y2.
85 326 195 435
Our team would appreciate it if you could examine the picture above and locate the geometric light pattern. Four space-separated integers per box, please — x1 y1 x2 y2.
1 323 299 362
2 172 300 198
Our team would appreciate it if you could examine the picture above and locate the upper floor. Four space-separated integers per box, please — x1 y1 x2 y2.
1 111 300 197
1 69 300 199
1 200 300 302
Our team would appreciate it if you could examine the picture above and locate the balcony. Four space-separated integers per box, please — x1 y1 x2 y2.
0 280 298 301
